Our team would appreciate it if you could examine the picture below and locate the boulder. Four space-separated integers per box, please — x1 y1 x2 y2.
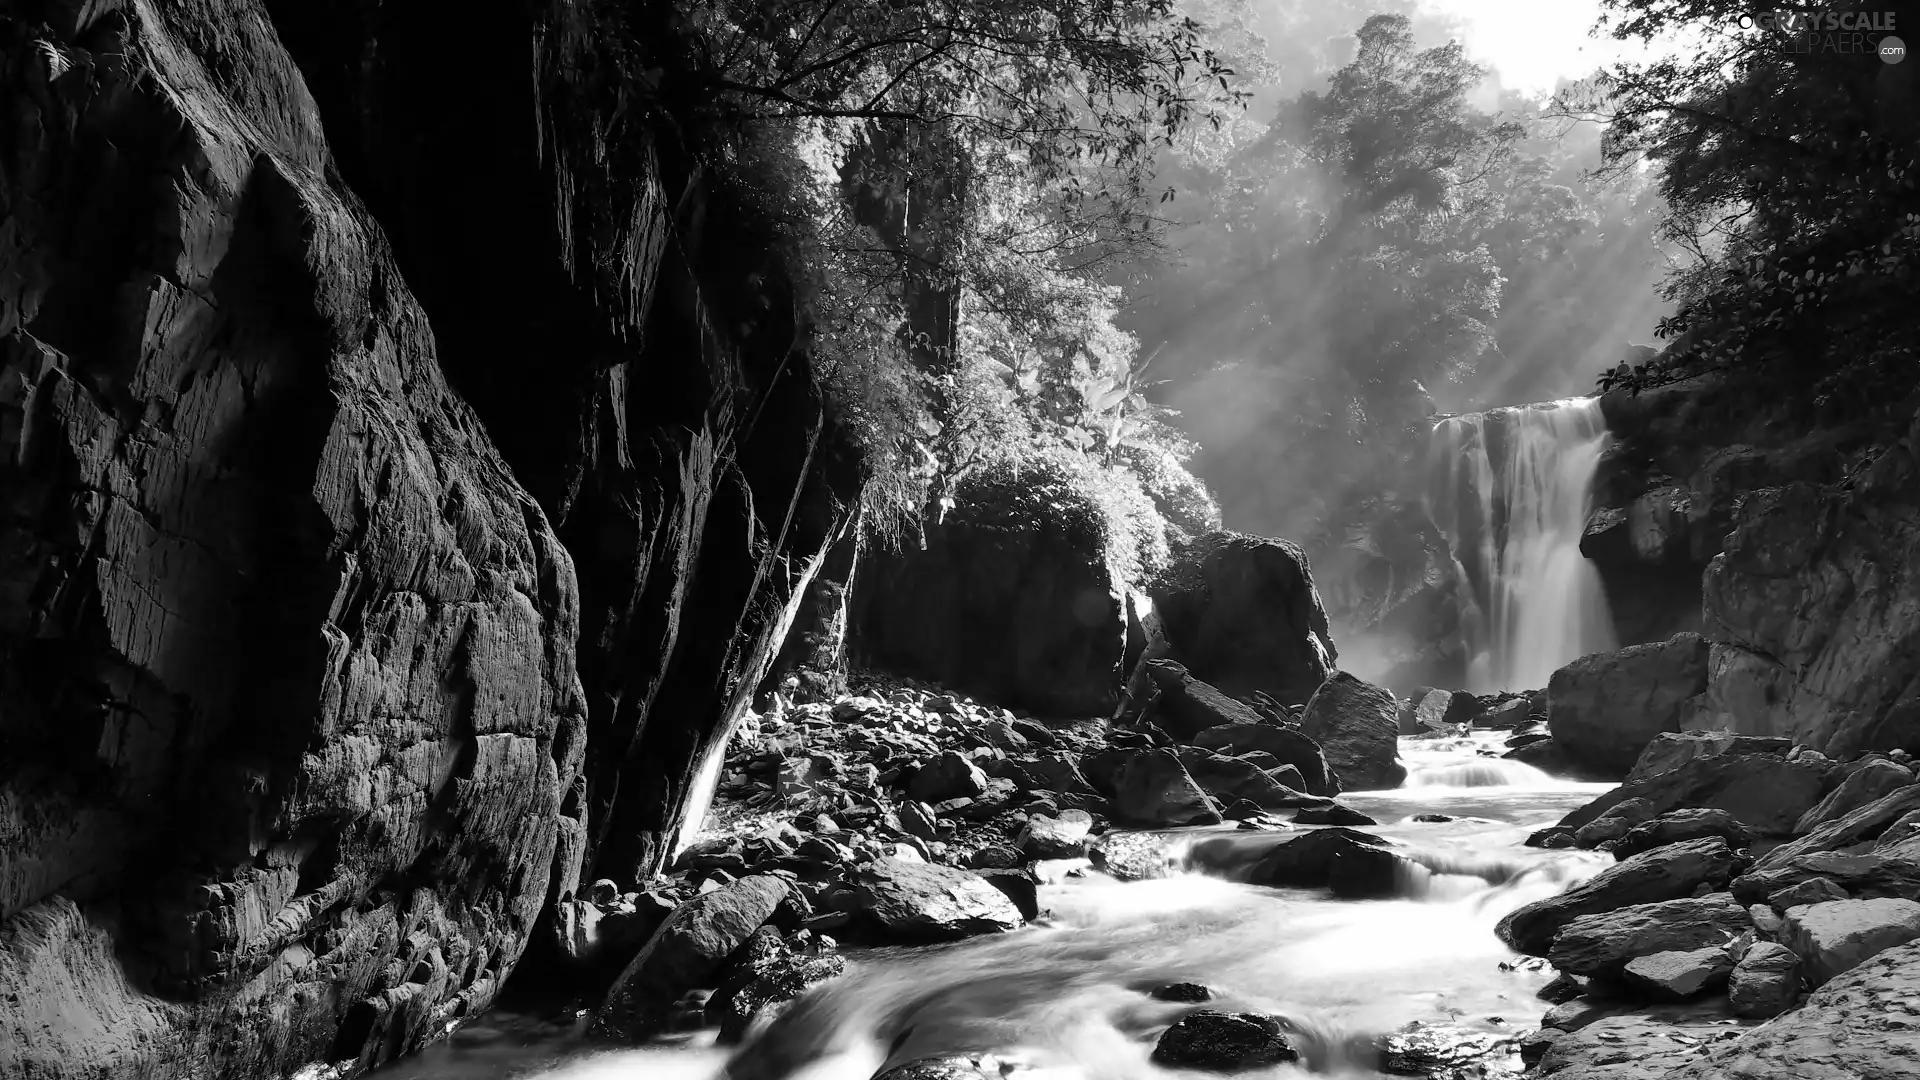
1399 688 1475 735
1141 661 1264 741
1727 940 1802 1019
596 875 792 1037
1150 1011 1300 1071
1149 982 1214 1002
1016 753 1098 796
1782 897 1920 984
1109 749 1223 828
907 752 989 804
1733 852 1920 905
1547 633 1711 778
1479 696 1534 730
1497 838 1748 956
872 1058 998 1080
1299 673 1407 791
1018 811 1093 860
1662 941 1920 1080
1176 747 1313 810
1546 894 1750 977
1612 809 1753 860
1626 730 1793 783
849 859 1023 942
1572 797 1658 847
1792 759 1916 836
1191 723 1338 796
1246 828 1392 890
972 869 1040 921
1148 531 1337 706
1754 785 1920 872
1621 946 1735 1000
849 463 1127 716
1767 877 1850 910
707 929 847 1041
1293 804 1377 827
1530 1013 1724 1078
1559 752 1838 839
1328 846 1426 899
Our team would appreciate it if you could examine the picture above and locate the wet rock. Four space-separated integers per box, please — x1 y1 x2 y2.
1541 999 1610 1032
1733 852 1920 906
1560 751 1838 839
1660 938 1920 1079
1530 1013 1719 1078
1547 633 1711 778
1546 894 1750 976
899 801 940 841
1572 797 1659 847
872 1056 1000 1080
1370 1021 1509 1076
1150 983 1213 1002
907 752 989 804
1299 673 1406 791
1142 661 1267 741
1247 828 1393 890
1627 731 1794 783
1613 809 1754 861
1177 747 1311 810
1622 946 1735 1000
596 875 792 1037
1749 903 1784 937
1412 813 1457 823
1150 1010 1300 1071
1480 696 1534 730
1328 846 1425 899
1016 753 1098 796
1148 531 1336 706
972 869 1041 921
1527 827 1579 849
1793 759 1915 835
1018 811 1093 859
1399 688 1476 735
1110 749 1223 828
1537 972 1585 1004
1782 897 1920 984
966 845 1023 870
1727 941 1801 1019
1191 723 1338 796
1293 804 1378 827
708 929 847 1042
850 859 1022 942
1498 838 1748 956
1767 877 1850 910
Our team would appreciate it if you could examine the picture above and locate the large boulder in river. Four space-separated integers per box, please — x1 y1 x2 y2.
1732 853 1920 906
1612 808 1753 860
1497 837 1748 956
1782 897 1920 985
596 876 792 1037
1559 750 1838 839
1148 531 1337 706
1142 660 1264 741
1546 894 1749 977
1151 1010 1301 1070
1109 749 1224 827
1176 748 1323 810
1246 828 1392 889
1547 633 1711 778
1627 730 1794 783
849 859 1023 942
1794 758 1915 835
1755 785 1920 872
1192 723 1338 797
1299 673 1406 791
850 459 1127 715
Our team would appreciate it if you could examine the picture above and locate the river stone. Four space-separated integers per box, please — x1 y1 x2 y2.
1660 938 1920 1079
1547 894 1750 977
1328 845 1426 899
1767 877 1850 910
596 875 792 1037
1783 897 1920 984
1147 532 1336 706
1192 723 1338 796
1300 672 1407 790
1498 838 1748 956
1793 759 1915 835
907 752 989 804
1626 731 1794 783
1733 852 1920 905
1727 940 1801 1019
1141 660 1264 741
1110 749 1223 827
1547 633 1710 778
872 1057 999 1080
1176 747 1308 810
1572 797 1659 847
1091 831 1188 881
1612 808 1753 860
1293 804 1377 826
1560 751 1837 839
851 859 1022 942
1529 1013 1723 1078
1018 810 1092 859
1756 785 1920 872
708 933 848 1042
1151 1011 1299 1071
1247 827 1392 889
1150 982 1213 1002
1016 753 1099 796
1621 946 1734 1000
971 869 1040 921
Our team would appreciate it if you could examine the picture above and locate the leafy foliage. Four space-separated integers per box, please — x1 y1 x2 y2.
1565 0 1920 417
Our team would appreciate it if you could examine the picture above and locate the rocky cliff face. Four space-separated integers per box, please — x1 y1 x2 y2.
0 1 860 1076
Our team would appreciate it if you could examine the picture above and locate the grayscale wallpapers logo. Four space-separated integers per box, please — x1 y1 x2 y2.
1738 10 1905 62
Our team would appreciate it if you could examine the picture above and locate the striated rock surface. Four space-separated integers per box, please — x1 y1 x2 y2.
1498 839 1746 956
1727 941 1802 1019
594 876 791 1038
1781 897 1920 985
1547 895 1750 977
1547 633 1710 777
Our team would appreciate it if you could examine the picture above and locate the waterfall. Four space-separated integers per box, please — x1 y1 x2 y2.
1428 397 1616 693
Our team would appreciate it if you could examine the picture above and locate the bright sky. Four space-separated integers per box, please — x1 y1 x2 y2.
1421 0 1647 95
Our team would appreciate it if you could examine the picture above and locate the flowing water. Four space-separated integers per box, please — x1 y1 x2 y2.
1428 398 1617 693
370 736 1609 1080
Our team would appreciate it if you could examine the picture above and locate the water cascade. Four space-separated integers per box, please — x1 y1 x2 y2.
1428 398 1617 693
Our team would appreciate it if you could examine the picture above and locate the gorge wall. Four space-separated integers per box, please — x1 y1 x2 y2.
0 1 860 1076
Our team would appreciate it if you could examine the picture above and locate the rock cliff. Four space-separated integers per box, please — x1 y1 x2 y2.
0 0 860 1076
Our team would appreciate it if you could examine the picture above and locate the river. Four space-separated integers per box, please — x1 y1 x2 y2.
370 736 1611 1080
